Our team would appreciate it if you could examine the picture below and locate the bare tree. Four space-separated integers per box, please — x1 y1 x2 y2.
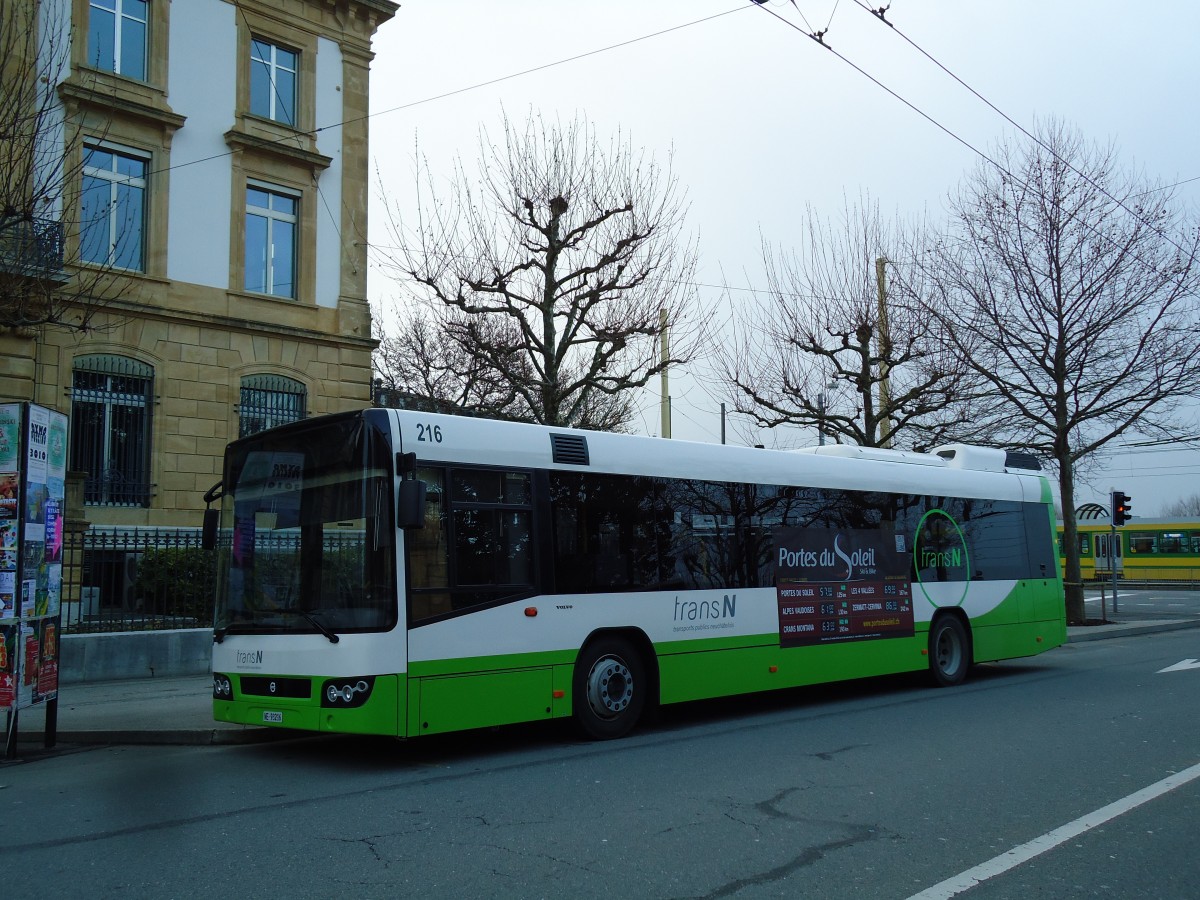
372 305 528 418
1161 492 1200 518
716 197 986 451
919 119 1200 623
375 111 704 431
1 1 138 334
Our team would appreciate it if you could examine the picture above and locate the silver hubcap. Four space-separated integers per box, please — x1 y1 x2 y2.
936 627 962 675
586 656 633 719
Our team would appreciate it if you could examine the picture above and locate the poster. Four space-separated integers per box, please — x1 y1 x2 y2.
0 404 19 714
0 403 17 636
0 403 66 712
775 525 915 648
0 623 14 709
0 570 14 619
0 404 19 472
37 619 58 701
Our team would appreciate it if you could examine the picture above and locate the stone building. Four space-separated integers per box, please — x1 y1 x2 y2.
0 0 397 532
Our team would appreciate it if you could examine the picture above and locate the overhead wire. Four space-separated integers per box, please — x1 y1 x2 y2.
743 1 1200 467
749 1 1197 315
1110 435 1200 451
174 3 760 325
1137 173 1200 196
230 0 354 283
131 6 751 187
368 236 857 306
846 0 1195 260
751 2 1013 191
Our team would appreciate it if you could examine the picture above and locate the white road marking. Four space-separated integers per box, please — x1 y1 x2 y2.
1158 659 1200 673
907 761 1200 900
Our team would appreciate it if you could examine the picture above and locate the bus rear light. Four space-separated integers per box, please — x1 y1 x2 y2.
552 689 565 699
524 607 538 617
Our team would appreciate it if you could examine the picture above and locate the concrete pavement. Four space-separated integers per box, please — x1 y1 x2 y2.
7 673 281 754
6 616 1200 757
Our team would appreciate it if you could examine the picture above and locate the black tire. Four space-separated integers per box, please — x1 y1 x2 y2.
928 615 970 687
573 637 647 740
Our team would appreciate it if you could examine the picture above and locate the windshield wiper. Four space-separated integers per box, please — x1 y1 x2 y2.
213 610 340 643
282 609 340 644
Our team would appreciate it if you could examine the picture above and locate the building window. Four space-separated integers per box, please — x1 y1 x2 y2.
250 38 297 126
70 355 154 508
245 182 297 298
238 375 306 438
88 0 148 80
80 142 147 271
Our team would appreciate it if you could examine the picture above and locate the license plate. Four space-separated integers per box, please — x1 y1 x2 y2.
263 711 284 723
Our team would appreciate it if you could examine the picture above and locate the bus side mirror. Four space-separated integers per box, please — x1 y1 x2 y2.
397 479 427 529
202 480 223 550
202 508 218 550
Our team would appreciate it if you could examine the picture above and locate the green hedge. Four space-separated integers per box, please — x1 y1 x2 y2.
133 547 216 624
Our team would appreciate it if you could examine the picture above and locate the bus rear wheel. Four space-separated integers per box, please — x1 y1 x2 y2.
928 615 970 687
574 637 646 740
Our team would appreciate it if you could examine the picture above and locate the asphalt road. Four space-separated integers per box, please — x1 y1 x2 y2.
3 629 1198 899
1083 584 1200 621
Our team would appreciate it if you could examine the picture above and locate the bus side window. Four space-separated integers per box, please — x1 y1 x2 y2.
409 467 451 621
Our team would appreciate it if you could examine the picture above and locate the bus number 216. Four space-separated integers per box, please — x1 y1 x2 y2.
416 424 443 443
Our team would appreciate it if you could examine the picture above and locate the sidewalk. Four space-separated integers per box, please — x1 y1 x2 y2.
7 617 1200 755
8 674 288 754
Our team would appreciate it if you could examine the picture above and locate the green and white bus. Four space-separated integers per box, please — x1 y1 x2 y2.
208 408 1066 740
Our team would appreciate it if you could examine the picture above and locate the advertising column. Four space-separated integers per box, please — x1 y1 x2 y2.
1 403 67 754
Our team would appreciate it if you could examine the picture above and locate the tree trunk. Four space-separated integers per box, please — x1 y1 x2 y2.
1057 458 1086 625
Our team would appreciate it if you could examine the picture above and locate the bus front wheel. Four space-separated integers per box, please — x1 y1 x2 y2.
928 615 970 687
574 637 646 740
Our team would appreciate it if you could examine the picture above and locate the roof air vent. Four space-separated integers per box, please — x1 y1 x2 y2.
550 433 590 466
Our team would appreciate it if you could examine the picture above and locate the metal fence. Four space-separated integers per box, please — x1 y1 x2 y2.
58 527 1192 634
0 214 65 276
1089 567 1200 587
60 527 213 633
58 527 368 633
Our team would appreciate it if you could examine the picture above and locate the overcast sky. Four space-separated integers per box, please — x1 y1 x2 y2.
363 0 1200 515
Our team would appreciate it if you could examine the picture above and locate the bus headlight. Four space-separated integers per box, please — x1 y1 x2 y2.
321 676 375 708
213 674 233 699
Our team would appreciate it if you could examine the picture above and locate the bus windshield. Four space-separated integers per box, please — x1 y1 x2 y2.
213 412 396 639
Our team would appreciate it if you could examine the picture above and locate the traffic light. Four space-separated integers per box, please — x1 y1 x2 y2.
1112 490 1132 526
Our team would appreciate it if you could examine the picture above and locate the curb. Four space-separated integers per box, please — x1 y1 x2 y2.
1067 619 1200 643
14 726 296 748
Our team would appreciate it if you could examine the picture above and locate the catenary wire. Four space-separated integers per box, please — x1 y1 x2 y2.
847 0 1195 260
129 6 751 186
748 1 1195 304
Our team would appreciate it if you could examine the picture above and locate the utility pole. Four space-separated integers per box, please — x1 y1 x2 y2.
875 257 893 449
817 378 836 446
659 308 671 439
